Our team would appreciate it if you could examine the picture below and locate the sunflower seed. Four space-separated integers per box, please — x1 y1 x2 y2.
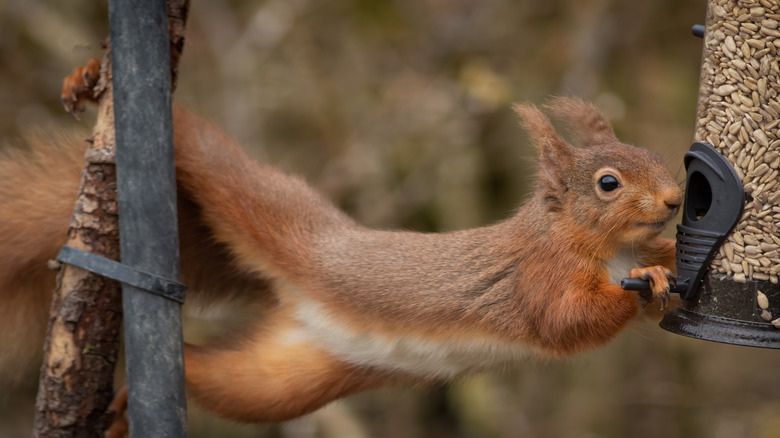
758 290 770 309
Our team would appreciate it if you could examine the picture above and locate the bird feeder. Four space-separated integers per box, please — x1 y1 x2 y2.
625 0 780 348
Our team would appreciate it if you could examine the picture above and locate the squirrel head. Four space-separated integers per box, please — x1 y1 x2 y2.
513 97 683 249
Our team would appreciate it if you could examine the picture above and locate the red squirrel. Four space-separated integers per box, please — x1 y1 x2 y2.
0 59 681 426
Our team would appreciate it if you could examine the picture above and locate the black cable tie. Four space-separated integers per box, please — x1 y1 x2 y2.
56 245 187 304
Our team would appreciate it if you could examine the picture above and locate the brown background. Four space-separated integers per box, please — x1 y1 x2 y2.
2 0 780 437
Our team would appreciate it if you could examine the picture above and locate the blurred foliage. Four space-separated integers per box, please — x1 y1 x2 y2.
3 0 780 437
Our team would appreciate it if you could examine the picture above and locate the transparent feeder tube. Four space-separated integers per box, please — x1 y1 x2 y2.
694 0 780 286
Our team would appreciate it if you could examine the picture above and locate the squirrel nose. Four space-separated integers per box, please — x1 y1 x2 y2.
663 188 683 212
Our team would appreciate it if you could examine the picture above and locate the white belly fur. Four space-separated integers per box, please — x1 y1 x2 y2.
607 246 643 285
285 298 533 380
278 248 641 379
276 250 642 380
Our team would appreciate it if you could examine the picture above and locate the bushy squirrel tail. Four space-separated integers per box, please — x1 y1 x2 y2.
0 132 86 383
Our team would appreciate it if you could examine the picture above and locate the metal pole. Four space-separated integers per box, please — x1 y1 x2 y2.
108 0 188 436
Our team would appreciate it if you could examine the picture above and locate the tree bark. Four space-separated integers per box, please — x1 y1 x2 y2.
32 1 189 436
32 53 123 438
167 0 190 92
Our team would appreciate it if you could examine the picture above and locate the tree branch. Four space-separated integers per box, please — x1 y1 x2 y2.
33 49 122 438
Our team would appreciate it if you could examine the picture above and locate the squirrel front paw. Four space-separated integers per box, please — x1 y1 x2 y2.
628 266 673 309
61 58 101 117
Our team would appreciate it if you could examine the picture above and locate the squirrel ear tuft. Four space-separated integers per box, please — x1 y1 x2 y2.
543 96 618 147
512 103 575 191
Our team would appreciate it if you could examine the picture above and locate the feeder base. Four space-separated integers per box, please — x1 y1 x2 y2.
660 307 780 349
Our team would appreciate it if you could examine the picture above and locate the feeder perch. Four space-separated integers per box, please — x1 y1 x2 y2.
621 142 745 297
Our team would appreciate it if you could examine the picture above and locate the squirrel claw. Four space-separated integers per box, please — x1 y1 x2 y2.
665 271 677 288
60 58 101 117
629 266 673 309
659 287 670 310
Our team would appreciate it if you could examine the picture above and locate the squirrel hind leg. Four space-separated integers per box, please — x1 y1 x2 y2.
103 340 372 433
61 58 101 117
104 386 129 438
182 316 392 423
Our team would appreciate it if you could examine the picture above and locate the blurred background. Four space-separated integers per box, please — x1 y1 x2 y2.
3 0 780 437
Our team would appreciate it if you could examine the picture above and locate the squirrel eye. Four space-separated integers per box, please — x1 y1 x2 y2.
598 174 620 192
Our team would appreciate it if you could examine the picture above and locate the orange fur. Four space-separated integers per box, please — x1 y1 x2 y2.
1 61 683 425
182 306 399 422
0 132 86 382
